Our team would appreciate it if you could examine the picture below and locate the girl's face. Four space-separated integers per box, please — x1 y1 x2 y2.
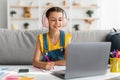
48 12 64 31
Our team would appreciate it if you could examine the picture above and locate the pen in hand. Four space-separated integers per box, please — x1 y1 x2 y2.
45 53 54 70
45 55 50 62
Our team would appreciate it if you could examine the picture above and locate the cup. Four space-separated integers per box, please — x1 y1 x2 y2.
110 58 120 72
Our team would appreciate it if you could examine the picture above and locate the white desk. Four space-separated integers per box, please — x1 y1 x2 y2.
0 65 120 80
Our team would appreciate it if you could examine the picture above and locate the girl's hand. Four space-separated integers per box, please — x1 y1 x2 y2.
45 62 55 70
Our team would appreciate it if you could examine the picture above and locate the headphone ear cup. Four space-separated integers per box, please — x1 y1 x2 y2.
42 17 49 28
63 18 68 27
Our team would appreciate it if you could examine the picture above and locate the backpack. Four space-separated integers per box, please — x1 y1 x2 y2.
106 28 120 52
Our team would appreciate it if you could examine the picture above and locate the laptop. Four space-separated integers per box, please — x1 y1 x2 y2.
52 42 111 79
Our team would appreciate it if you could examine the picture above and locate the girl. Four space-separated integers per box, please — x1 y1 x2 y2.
33 7 72 70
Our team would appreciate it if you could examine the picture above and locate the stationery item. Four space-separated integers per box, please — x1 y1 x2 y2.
116 49 119 54
118 51 120 54
45 53 54 70
0 72 4 77
116 49 119 57
5 75 19 80
110 52 114 58
1 67 8 71
0 72 4 76
0 72 9 79
45 53 50 62
110 58 120 72
111 49 120 58
118 54 120 58
113 49 117 57
20 77 34 80
18 69 29 73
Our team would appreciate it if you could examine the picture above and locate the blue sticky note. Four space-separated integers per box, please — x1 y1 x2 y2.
1 67 8 71
0 72 4 76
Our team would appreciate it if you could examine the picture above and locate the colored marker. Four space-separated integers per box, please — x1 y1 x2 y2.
45 53 54 70
118 54 120 58
116 49 119 58
113 49 117 58
110 53 114 58
45 53 50 62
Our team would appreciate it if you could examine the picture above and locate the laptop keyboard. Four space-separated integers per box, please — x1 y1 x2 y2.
51 70 65 79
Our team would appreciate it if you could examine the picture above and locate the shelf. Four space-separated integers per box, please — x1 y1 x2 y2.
72 18 99 20
41 6 69 9
72 6 99 9
10 17 39 20
10 5 39 8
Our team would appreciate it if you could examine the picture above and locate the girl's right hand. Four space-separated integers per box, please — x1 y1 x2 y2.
45 62 55 70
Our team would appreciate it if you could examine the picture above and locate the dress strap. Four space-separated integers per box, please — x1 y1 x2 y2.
60 30 65 47
43 33 48 53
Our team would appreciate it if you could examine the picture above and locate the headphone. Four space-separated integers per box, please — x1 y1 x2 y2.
42 6 68 28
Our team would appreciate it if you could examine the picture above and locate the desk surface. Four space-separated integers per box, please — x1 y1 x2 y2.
0 65 120 80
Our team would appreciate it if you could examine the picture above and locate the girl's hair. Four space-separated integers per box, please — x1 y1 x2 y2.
45 7 66 18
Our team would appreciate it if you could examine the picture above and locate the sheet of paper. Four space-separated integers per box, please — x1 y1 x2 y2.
53 66 66 71
37 66 66 73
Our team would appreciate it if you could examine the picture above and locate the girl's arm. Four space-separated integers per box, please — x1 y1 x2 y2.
32 39 55 70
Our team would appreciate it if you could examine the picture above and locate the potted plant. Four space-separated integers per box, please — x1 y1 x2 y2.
73 24 80 31
10 10 16 17
86 10 94 17
23 22 29 29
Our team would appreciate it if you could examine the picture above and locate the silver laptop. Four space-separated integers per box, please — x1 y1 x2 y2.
52 42 111 79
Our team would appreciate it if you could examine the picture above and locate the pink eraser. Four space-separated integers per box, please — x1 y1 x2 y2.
5 75 19 80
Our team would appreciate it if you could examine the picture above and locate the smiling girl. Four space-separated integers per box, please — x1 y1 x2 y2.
33 7 72 70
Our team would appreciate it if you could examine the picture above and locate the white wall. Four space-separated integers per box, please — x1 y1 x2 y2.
0 0 7 28
100 0 120 29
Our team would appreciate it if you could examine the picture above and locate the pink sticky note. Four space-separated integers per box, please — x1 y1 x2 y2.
5 75 19 80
